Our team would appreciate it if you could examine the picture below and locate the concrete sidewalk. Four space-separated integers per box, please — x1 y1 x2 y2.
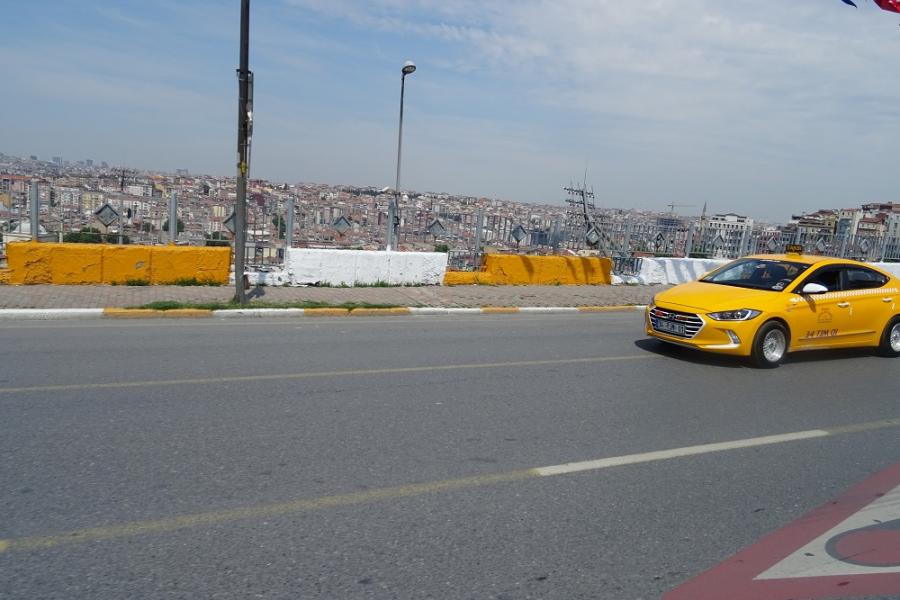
0 284 668 309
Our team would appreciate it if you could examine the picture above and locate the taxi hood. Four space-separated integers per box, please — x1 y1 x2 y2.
653 280 781 312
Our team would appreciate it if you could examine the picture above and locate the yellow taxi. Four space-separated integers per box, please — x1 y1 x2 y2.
645 249 900 367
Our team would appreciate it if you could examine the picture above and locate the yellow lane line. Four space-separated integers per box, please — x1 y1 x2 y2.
0 470 536 553
0 354 656 395
2 417 897 555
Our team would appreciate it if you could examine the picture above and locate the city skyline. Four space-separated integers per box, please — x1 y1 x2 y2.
2 1 899 222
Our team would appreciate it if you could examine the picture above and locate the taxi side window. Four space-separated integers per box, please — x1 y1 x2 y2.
842 267 887 291
805 267 842 292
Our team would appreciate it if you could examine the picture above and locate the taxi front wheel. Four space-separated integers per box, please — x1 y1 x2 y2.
750 321 788 368
878 316 900 358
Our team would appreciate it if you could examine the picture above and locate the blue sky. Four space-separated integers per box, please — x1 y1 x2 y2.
2 0 899 221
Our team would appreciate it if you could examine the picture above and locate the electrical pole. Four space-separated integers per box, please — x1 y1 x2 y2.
234 0 251 304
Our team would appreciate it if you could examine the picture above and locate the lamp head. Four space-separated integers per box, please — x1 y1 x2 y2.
402 61 416 75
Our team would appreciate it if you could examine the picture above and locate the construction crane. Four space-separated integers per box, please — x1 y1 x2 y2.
666 202 695 214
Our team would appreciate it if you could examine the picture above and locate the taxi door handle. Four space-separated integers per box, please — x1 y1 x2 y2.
837 302 850 308
884 298 894 303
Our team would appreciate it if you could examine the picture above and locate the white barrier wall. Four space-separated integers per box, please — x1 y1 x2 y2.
284 249 448 286
629 258 900 286
873 262 900 279
635 258 730 285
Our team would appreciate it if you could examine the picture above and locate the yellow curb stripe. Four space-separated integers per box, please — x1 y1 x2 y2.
103 308 213 318
480 307 521 314
577 305 638 313
302 308 350 317
349 307 411 316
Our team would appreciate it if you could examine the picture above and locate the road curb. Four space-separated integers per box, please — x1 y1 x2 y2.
0 309 105 320
103 308 214 318
0 305 646 320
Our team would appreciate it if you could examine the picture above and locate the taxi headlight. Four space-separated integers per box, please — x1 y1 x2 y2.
707 309 762 321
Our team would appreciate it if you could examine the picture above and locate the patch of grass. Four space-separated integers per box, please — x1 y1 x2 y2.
167 277 224 287
125 279 150 286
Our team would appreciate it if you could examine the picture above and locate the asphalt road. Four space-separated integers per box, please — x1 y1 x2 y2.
1 313 899 599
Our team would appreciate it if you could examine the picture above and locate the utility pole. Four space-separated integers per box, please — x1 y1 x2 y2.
388 61 416 251
234 0 251 304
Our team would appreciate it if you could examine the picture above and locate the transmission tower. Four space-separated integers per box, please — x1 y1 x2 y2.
562 177 598 250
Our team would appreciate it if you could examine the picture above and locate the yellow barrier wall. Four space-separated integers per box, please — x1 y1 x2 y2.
442 271 494 286
5 242 231 285
480 254 612 285
149 246 231 284
103 245 152 284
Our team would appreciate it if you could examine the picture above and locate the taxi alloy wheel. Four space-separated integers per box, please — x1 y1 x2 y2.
751 321 788 368
878 317 900 357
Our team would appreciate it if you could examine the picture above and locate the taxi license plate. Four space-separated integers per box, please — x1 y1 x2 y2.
656 319 685 336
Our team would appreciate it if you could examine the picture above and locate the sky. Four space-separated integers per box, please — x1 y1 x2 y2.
2 0 899 222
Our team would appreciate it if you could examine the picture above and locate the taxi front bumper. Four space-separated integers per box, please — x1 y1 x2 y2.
645 305 760 357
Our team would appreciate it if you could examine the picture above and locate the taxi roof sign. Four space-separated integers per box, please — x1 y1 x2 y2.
785 244 804 254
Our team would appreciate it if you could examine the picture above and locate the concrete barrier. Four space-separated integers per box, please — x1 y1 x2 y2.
480 254 612 285
872 262 900 278
5 242 230 285
632 258 900 286
635 257 730 285
147 246 230 285
284 249 447 286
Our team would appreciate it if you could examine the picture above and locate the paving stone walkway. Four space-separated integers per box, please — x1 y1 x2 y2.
0 284 670 309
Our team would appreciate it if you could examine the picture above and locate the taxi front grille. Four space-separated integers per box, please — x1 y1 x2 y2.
649 307 704 339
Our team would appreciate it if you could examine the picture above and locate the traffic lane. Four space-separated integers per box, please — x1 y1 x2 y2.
2 429 898 600
0 313 647 389
3 344 900 538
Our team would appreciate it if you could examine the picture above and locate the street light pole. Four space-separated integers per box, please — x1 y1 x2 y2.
388 60 416 251
234 0 251 304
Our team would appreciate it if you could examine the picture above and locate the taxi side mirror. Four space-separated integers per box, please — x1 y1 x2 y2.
800 282 828 295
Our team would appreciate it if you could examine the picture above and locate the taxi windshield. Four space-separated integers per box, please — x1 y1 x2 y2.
701 258 810 291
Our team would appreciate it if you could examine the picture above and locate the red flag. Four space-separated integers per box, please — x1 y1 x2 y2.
874 0 900 13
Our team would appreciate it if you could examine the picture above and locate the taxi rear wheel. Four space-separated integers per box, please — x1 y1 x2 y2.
750 321 788 368
878 317 900 358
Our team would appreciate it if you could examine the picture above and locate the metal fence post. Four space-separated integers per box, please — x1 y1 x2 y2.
285 196 294 258
684 223 695 258
169 191 178 245
474 208 484 269
30 181 39 242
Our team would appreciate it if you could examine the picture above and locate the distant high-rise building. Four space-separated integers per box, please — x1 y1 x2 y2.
29 155 38 161
705 213 754 258
52 156 62 165
176 168 189 176
86 159 93 167
100 161 108 169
